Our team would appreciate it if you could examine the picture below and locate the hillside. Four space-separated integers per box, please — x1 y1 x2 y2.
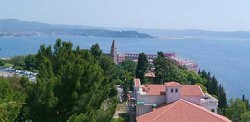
0 19 154 38
107 27 250 39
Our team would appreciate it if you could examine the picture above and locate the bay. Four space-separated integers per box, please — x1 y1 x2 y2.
0 36 249 99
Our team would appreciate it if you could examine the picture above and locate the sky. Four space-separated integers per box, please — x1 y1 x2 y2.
1 0 250 31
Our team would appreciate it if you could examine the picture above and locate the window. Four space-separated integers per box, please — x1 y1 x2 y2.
175 88 178 93
211 109 215 112
171 88 173 93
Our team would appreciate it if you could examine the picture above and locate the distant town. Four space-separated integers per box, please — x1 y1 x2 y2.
0 66 37 82
109 40 198 71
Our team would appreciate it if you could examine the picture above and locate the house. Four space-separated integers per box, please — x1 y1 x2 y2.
136 99 231 122
132 78 230 121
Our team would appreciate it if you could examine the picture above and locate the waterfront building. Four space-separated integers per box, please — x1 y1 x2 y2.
109 40 198 71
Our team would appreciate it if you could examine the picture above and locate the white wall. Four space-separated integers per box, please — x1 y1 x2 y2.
166 87 181 103
136 105 152 116
181 96 201 105
137 94 165 105
201 100 218 113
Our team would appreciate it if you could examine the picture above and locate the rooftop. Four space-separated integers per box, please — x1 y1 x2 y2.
136 99 231 122
181 85 204 97
142 85 165 95
165 82 181 87
136 80 204 97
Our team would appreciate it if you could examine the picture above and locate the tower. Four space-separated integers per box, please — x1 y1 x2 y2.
110 40 118 64
165 82 181 103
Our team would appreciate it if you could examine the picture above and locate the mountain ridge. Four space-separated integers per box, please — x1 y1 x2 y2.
2 19 250 39
0 19 153 38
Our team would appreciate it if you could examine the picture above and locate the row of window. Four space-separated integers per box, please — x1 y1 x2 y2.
170 88 178 93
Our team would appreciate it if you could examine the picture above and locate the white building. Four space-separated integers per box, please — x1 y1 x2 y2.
133 78 218 116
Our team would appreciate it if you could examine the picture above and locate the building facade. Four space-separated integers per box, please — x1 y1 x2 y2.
132 78 218 116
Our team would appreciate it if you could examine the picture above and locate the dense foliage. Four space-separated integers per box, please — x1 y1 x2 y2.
0 39 123 122
225 96 250 122
118 59 137 101
0 77 25 122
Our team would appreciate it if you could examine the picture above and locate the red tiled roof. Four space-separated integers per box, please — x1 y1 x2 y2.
142 85 165 95
165 82 181 87
136 99 231 122
181 85 204 97
134 78 141 87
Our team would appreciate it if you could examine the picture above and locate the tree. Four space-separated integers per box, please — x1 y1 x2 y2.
154 52 187 84
154 52 167 84
0 78 25 122
24 54 37 70
0 59 4 66
242 95 250 111
90 43 102 59
218 85 228 115
199 71 219 96
241 111 250 122
209 76 218 96
136 53 148 84
226 98 248 122
184 70 204 85
22 39 118 121
67 113 89 122
11 56 26 70
120 59 137 74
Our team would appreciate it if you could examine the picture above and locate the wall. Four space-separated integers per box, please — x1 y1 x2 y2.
201 100 218 113
137 94 165 105
136 105 152 116
166 87 181 103
181 96 201 105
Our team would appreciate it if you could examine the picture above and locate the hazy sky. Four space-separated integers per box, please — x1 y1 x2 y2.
1 0 250 31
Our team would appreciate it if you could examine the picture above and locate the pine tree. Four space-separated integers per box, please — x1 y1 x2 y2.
23 39 118 121
242 95 250 111
218 84 228 115
136 53 148 84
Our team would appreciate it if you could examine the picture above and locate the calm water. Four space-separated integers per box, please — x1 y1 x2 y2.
0 36 249 99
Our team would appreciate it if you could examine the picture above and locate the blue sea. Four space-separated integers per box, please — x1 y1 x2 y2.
0 36 249 99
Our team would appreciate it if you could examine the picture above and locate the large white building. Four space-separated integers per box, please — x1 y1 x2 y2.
109 40 198 71
133 78 219 116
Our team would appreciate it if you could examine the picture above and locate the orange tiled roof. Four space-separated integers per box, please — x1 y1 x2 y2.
139 82 204 96
134 78 141 87
181 85 204 97
142 85 165 95
165 82 181 87
136 99 231 122
164 82 203 97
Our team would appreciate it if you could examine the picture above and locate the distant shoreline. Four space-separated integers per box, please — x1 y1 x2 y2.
0 58 11 60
